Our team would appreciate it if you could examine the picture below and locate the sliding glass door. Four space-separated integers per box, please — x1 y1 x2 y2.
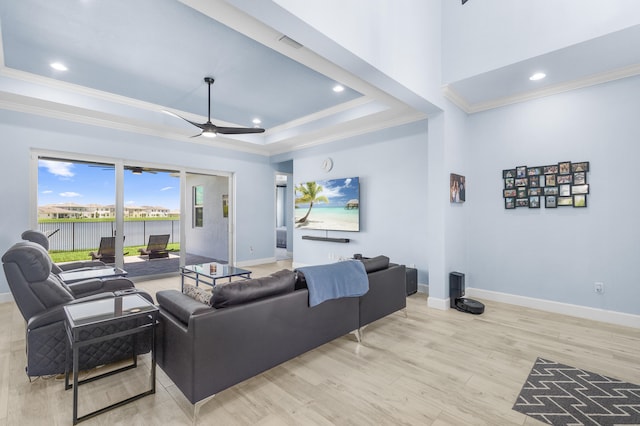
35 154 234 279
121 165 180 277
37 157 117 266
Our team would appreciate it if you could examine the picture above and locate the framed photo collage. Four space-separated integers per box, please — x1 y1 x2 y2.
503 161 589 210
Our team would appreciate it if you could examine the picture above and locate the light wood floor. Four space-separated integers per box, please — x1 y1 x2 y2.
1 260 638 425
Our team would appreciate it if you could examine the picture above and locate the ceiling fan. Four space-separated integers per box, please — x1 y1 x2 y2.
88 164 159 174
165 77 265 138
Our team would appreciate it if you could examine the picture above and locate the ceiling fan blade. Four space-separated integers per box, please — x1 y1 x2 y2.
165 78 266 137
163 110 206 130
215 127 265 135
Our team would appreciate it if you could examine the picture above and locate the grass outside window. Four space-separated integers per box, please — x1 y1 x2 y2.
50 243 180 263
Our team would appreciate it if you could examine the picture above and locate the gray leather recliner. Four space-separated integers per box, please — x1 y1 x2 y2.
21 229 108 274
2 241 152 377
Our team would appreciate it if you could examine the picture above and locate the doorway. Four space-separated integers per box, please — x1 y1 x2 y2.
275 172 293 260
183 172 232 265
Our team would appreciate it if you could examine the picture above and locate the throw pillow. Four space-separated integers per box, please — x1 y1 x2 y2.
182 283 212 305
360 255 390 273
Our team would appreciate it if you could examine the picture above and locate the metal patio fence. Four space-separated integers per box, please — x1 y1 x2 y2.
38 220 180 252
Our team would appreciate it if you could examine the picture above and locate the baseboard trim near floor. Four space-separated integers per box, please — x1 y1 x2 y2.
426 295 448 310
0 292 14 304
236 257 277 268
466 287 640 329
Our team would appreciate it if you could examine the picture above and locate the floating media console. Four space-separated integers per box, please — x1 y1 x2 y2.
301 235 350 243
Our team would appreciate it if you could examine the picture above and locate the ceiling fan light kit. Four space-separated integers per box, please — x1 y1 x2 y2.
166 77 266 138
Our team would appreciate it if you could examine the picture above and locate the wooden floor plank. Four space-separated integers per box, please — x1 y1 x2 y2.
0 260 637 425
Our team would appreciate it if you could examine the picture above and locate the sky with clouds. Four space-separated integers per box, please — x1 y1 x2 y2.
38 160 180 210
295 176 359 207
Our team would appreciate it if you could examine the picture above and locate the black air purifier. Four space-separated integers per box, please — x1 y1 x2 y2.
449 272 484 315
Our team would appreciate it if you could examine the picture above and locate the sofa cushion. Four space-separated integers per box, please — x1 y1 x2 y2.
360 255 390 273
211 269 295 309
183 283 212 305
157 290 212 324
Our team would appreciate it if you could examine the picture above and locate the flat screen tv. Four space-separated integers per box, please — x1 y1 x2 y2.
294 176 360 232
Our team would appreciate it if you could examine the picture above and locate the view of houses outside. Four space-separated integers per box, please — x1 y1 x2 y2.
37 159 180 253
38 202 178 220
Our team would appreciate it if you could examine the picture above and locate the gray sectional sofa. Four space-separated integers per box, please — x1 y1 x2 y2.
155 256 406 405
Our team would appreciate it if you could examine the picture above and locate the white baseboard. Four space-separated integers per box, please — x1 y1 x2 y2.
236 257 276 268
427 296 448 310
417 284 451 311
466 287 640 329
0 292 14 304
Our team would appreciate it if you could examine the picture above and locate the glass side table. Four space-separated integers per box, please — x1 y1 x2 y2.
59 266 128 284
180 262 252 290
63 293 158 424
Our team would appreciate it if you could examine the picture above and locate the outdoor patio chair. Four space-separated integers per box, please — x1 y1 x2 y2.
22 229 108 274
138 234 170 260
89 236 117 263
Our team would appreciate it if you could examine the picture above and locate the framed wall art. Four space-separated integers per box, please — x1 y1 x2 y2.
545 196 557 208
450 173 466 203
558 196 573 206
574 194 587 207
502 161 590 209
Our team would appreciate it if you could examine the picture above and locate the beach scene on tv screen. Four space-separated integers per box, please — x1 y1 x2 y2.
295 177 359 232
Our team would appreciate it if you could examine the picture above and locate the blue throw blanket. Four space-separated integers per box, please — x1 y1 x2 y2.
296 260 369 307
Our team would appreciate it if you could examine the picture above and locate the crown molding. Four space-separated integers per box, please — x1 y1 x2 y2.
267 107 427 156
441 85 472 114
444 62 640 114
0 89 272 156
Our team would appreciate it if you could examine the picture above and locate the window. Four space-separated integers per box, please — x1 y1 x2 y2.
193 185 203 227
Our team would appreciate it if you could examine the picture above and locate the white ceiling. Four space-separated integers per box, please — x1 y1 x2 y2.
0 0 425 156
443 24 640 113
0 1 638 155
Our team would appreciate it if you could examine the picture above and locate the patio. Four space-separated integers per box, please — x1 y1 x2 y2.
121 252 219 279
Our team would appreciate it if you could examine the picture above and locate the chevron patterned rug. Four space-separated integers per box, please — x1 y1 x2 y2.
513 358 640 426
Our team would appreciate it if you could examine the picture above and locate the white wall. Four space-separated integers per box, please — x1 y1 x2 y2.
442 0 640 83
0 109 277 295
291 120 429 283
467 75 640 316
271 0 444 107
184 174 229 261
443 101 470 287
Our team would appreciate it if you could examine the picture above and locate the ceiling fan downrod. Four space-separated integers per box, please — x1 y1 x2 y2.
204 77 214 123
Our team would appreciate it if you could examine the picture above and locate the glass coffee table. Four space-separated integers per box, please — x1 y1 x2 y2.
180 262 251 290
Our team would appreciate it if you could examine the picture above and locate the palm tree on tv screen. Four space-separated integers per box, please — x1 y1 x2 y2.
295 181 329 223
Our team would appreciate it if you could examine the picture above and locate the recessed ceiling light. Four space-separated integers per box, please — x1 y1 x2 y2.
529 72 546 81
333 84 345 93
50 62 68 71
252 118 261 125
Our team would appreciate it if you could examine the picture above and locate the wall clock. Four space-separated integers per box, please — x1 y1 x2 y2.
321 157 333 172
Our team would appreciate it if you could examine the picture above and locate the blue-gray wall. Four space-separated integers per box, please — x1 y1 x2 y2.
467 74 640 315
0 109 277 295
289 120 430 283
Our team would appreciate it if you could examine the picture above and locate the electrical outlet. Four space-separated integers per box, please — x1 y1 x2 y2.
594 282 604 294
